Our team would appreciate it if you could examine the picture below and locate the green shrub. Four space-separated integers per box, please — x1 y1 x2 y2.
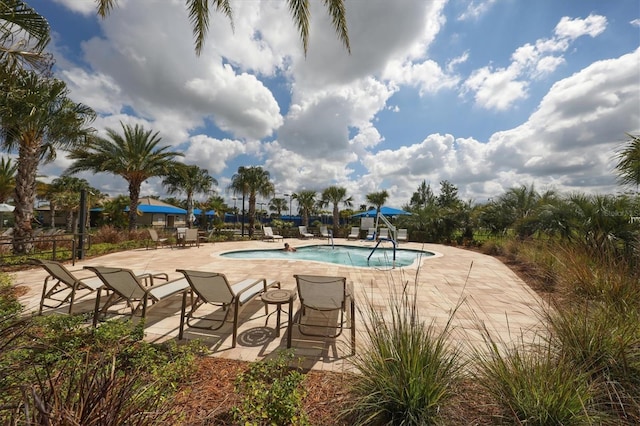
233 350 309 425
474 335 597 425
345 284 463 425
545 302 640 422
0 315 203 425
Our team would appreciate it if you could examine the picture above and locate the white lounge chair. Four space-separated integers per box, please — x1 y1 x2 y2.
298 226 314 239
263 226 283 242
319 226 331 238
397 228 408 242
378 228 389 239
85 266 189 326
347 227 359 240
365 227 376 240
177 269 280 347
288 274 355 355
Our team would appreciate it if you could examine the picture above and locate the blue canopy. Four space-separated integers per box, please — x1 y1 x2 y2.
125 205 186 214
193 208 216 216
351 206 411 218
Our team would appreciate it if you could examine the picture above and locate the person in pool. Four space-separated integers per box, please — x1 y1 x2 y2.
283 242 297 252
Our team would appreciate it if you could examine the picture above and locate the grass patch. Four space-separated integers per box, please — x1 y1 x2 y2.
345 279 463 425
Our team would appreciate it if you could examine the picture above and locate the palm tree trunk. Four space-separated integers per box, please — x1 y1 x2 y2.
50 201 56 228
186 192 194 228
333 204 339 235
12 141 38 254
128 181 140 231
248 193 256 238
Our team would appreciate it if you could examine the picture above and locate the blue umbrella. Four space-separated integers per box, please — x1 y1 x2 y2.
351 206 411 217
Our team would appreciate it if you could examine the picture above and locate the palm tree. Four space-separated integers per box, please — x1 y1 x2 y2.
320 185 352 235
615 133 640 192
65 122 182 231
162 164 217 228
293 190 317 227
1 0 51 71
366 190 389 217
45 176 100 232
269 197 288 217
96 0 350 56
0 69 95 253
228 166 274 237
0 156 16 203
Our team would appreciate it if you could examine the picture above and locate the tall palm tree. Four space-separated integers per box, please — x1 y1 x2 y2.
0 69 95 253
366 190 389 216
294 190 317 227
0 156 16 203
1 0 51 71
269 197 288 218
228 166 274 237
65 122 182 231
615 133 640 192
162 164 217 228
320 185 352 234
96 0 350 56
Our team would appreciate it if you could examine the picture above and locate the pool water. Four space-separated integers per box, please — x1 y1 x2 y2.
220 244 433 268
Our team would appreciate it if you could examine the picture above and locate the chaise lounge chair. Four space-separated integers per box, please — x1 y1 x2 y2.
147 228 169 249
298 226 314 239
288 274 355 355
263 226 283 242
319 226 331 238
176 269 280 347
365 227 376 240
378 228 389 239
84 266 189 326
397 228 408 243
32 259 105 315
347 227 359 240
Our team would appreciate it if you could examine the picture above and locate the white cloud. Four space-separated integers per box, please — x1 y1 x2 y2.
457 0 499 22
183 135 248 175
554 14 607 40
462 65 528 110
461 14 607 110
51 0 98 15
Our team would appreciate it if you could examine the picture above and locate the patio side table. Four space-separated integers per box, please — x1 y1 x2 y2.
261 289 296 338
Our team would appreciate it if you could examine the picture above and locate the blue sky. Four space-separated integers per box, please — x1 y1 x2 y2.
25 0 640 210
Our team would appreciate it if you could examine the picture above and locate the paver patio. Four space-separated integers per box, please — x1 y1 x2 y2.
10 238 545 372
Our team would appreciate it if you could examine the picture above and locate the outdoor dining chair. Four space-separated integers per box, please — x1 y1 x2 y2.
176 269 280 347
289 274 355 355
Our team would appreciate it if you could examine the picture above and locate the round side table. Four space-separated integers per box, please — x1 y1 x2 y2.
261 289 296 337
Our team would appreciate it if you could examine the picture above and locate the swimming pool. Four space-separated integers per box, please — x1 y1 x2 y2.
220 244 434 268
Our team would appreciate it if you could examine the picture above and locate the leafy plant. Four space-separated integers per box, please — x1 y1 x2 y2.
0 310 204 425
233 350 309 425
345 281 463 425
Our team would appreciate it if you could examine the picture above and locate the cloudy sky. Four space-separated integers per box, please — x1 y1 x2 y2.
27 0 640 210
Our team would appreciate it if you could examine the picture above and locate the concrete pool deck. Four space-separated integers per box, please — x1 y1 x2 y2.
10 238 545 372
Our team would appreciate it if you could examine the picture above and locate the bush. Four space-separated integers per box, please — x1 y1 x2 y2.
0 312 204 425
473 335 597 425
232 351 308 425
545 302 640 422
345 282 463 425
